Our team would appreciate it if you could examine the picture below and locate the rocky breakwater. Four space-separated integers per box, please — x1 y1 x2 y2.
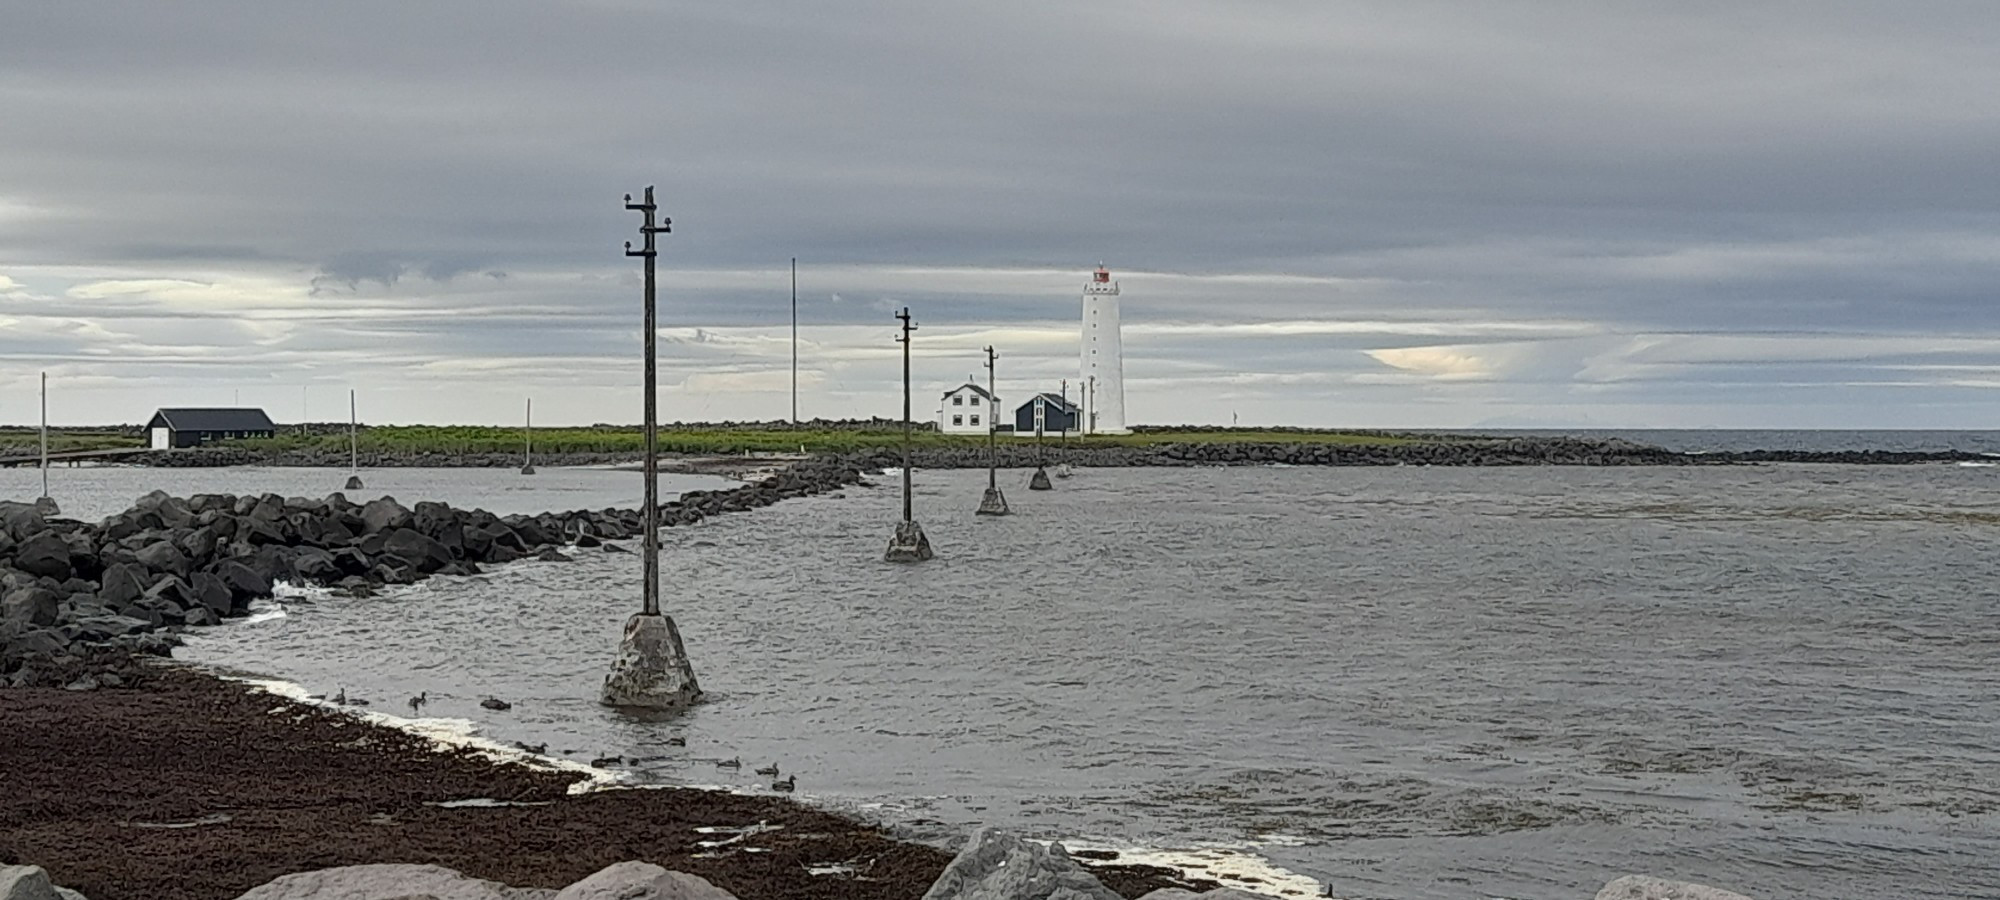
844 436 1697 471
0 459 869 689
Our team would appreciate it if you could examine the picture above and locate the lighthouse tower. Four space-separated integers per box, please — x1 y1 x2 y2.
1080 264 1128 434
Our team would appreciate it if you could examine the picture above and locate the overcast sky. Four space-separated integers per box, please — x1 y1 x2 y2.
5 1 2000 428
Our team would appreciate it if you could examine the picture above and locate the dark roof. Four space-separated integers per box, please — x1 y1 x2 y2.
1016 393 1076 413
941 383 995 401
147 408 277 432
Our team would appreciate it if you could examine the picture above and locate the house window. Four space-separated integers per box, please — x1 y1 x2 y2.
952 415 963 426
970 415 980 426
953 396 963 406
970 396 980 406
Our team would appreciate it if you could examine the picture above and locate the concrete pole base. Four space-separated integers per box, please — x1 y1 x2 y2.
344 475 364 490
1028 466 1054 490
884 519 935 562
976 486 1010 516
600 612 703 710
33 497 59 516
520 464 537 475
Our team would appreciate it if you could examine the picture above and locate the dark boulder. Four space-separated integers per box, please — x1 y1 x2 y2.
134 540 191 578
2 586 60 632
360 497 413 534
143 575 197 610
13 532 72 581
331 547 372 577
190 571 234 616
98 562 151 607
212 559 271 602
0 500 48 542
292 547 341 583
178 525 221 563
382 528 451 575
73 615 153 640
246 546 298 587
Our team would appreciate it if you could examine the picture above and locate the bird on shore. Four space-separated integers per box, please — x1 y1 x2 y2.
716 756 741 769
666 737 685 747
481 697 512 711
407 692 427 714
511 741 547 754
332 687 347 705
754 763 780 777
771 775 796 792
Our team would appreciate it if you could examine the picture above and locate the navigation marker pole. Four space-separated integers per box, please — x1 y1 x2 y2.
791 256 798 425
602 185 702 710
884 307 934 561
521 397 536 475
37 372 56 515
344 390 364 491
976 345 1009 516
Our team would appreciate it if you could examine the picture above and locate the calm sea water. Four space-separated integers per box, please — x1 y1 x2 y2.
107 459 1997 900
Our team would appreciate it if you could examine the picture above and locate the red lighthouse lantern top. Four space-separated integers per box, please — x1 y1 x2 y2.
1093 265 1111 283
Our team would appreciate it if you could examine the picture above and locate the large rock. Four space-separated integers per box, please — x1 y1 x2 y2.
1 587 60 632
551 862 738 900
190 572 235 616
134 540 190 578
291 547 341 583
358 497 412 535
920 828 1122 900
0 502 46 542
177 525 221 563
382 528 451 574
212 560 271 602
232 863 553 900
12 533 72 581
0 864 88 900
97 563 151 606
1595 876 1754 900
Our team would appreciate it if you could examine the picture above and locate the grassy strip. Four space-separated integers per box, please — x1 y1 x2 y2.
229 425 1418 456
0 430 145 454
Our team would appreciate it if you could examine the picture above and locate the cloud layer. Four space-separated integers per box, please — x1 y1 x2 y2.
5 2 2000 427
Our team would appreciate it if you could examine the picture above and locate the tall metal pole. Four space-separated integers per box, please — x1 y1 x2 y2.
791 256 798 425
626 187 667 618
39 372 49 499
985 346 998 491
525 398 532 466
895 307 915 524
348 390 358 472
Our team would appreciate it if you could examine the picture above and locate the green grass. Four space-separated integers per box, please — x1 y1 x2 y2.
231 425 1419 456
0 430 146 455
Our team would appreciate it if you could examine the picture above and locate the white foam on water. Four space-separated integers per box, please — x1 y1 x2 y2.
222 674 621 791
1037 837 1326 899
1956 461 1997 468
238 600 288 625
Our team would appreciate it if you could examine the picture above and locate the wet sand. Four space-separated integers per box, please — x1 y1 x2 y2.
0 663 1203 900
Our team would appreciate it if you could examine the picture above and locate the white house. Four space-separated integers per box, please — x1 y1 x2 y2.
939 383 998 434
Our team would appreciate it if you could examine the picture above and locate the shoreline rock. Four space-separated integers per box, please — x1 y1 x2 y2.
0 459 870 689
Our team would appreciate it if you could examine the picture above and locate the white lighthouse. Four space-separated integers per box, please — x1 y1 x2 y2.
1079 264 1129 434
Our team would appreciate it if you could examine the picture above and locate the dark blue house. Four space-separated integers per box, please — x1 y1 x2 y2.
1013 393 1079 435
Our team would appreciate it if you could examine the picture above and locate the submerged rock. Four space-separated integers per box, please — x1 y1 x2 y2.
1595 875 1754 900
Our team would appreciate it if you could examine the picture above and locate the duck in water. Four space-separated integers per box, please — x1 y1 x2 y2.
407 692 427 714
771 775 796 792
716 756 741 769
754 763 780 777
481 697 511 711
332 687 346 705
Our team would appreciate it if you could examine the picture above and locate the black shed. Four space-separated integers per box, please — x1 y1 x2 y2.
1013 393 1079 435
146 408 278 449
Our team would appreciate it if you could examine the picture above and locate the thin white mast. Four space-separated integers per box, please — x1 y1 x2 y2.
349 389 358 472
